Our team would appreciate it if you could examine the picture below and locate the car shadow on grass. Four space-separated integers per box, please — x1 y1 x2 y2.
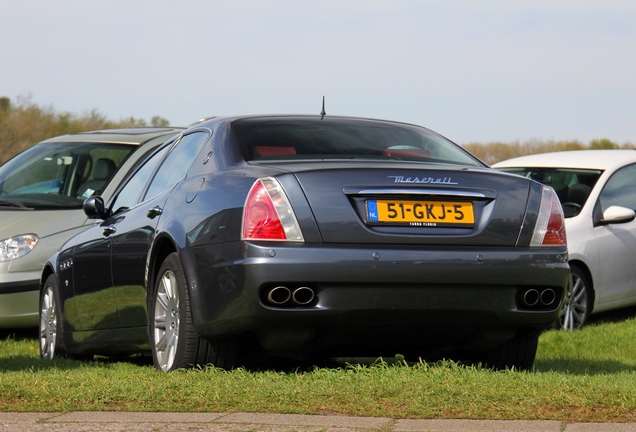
587 304 636 326
534 305 636 375
0 352 155 373
4 306 636 374
0 327 38 341
0 355 89 372
534 358 636 375
0 327 155 372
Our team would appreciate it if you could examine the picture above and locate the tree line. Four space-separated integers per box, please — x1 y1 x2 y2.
0 96 170 164
0 96 633 165
464 138 635 165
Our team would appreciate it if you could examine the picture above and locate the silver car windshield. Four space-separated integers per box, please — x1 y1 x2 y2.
0 142 134 210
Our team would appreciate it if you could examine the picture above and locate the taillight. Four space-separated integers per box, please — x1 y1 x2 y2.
241 178 304 242
530 186 567 247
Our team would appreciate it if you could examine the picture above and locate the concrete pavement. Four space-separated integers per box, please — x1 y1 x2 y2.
1 412 635 432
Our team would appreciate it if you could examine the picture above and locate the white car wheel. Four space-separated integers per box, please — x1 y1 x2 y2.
557 265 591 331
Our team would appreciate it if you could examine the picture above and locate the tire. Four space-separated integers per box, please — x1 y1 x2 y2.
39 275 65 360
479 335 539 371
554 264 592 331
149 252 240 372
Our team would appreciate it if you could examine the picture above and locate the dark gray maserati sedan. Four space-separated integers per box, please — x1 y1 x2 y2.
39 115 569 371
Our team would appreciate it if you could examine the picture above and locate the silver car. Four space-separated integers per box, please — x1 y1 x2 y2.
0 127 183 328
495 150 636 330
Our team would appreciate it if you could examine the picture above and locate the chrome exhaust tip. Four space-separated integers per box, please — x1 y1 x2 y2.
540 288 556 306
523 289 540 307
292 286 315 305
267 286 292 305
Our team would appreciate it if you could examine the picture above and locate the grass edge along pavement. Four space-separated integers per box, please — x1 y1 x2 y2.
1 310 636 422
0 411 631 432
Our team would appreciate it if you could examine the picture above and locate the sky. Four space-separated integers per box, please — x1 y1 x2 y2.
2 1 635 145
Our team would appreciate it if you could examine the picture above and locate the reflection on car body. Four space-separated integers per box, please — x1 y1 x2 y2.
40 115 568 371
0 127 183 328
495 150 636 330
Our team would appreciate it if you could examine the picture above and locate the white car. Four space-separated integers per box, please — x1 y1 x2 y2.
494 150 636 330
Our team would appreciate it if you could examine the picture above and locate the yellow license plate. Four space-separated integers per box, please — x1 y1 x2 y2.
367 199 475 227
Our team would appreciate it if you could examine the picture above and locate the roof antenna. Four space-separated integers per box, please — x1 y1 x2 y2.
320 96 326 119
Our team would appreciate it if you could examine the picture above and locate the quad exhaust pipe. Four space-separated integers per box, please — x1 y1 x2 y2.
265 286 316 307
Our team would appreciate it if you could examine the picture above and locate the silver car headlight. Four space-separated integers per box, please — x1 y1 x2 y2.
0 234 39 262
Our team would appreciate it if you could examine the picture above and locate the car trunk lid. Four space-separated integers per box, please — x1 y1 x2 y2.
278 162 532 247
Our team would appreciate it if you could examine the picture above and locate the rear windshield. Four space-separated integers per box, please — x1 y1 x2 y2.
498 167 602 217
0 142 134 210
232 117 483 167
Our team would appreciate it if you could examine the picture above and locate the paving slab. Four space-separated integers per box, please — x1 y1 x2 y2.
221 412 394 429
48 411 227 423
564 424 636 432
395 418 563 432
1 412 635 432
0 412 56 423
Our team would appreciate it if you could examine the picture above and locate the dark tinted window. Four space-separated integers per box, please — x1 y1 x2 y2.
599 164 636 212
232 117 482 166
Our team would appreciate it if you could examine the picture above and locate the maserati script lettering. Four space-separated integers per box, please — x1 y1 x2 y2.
387 175 458 185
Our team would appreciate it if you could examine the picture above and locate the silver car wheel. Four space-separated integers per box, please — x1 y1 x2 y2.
153 269 180 372
40 285 57 360
558 267 589 331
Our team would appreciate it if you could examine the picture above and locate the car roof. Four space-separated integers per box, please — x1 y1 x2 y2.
493 150 636 171
191 114 430 130
40 127 185 145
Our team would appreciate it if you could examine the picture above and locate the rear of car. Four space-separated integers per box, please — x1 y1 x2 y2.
178 117 569 369
0 128 183 327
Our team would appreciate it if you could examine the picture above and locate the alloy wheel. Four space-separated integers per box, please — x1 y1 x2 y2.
153 269 180 371
558 268 588 331
40 285 57 360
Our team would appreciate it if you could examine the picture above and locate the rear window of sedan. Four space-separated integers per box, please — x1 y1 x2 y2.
232 117 483 167
498 167 602 217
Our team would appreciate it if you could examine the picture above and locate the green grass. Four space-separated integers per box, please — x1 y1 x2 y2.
2 309 636 422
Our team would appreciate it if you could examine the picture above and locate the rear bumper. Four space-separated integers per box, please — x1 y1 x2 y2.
188 242 569 354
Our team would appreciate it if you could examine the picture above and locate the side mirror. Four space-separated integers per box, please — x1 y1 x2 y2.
598 205 636 225
83 196 106 219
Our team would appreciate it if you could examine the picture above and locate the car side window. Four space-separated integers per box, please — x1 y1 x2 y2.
143 132 209 201
599 164 636 212
110 145 171 214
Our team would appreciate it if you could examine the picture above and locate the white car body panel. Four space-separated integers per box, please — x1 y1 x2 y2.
495 150 636 317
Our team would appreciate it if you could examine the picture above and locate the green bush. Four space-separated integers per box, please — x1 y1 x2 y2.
464 138 635 165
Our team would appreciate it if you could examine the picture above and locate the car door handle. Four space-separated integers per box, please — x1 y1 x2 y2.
102 225 116 236
147 206 163 219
